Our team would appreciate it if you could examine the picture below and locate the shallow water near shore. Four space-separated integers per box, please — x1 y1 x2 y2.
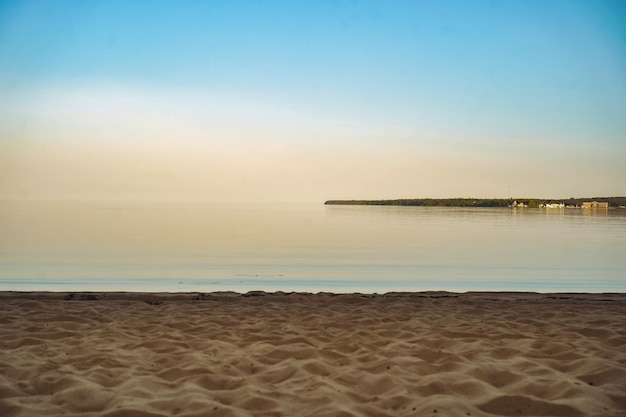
1 200 625 293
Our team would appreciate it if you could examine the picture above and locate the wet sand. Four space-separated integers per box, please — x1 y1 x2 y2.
1 291 625 417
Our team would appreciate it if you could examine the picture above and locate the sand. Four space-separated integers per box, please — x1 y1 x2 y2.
0 291 625 417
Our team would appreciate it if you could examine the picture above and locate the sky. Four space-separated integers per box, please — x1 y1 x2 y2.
1 0 625 203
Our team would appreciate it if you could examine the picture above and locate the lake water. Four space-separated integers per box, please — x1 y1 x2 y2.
1 200 625 293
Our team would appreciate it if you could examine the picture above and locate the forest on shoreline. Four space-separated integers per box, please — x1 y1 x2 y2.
325 197 626 208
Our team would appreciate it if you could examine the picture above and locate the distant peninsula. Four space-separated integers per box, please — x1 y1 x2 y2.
325 197 626 208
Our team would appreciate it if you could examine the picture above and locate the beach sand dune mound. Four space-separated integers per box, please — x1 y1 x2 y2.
1 292 625 417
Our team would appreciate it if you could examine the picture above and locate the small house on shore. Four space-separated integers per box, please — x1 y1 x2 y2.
582 201 609 209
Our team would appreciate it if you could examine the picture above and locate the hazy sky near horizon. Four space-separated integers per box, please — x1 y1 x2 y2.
1 0 625 203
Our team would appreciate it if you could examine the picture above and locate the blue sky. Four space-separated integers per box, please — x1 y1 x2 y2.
1 0 625 202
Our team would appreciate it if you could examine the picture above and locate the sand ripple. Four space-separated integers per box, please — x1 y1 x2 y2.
1 291 625 416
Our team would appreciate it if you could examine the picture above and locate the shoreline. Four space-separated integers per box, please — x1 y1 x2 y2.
2 290 626 301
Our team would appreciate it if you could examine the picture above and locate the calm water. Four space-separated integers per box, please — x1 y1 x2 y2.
1 201 625 293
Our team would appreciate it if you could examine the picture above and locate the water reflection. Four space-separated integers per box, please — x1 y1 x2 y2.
1 201 625 292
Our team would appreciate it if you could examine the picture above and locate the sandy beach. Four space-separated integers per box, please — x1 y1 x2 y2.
1 291 625 417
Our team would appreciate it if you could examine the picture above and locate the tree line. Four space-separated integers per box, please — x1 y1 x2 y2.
324 197 626 208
